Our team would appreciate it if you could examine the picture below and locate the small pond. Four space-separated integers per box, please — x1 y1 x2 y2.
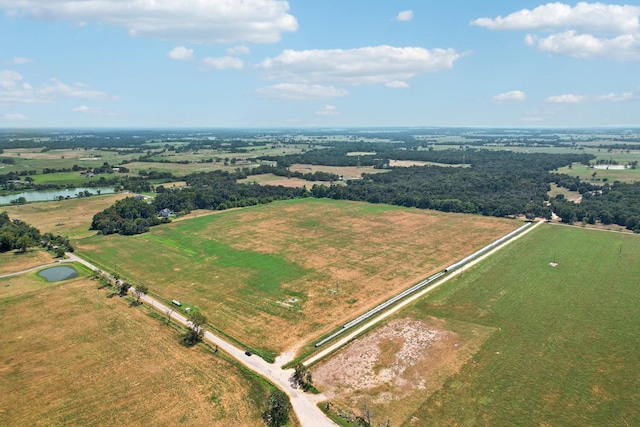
38 266 79 282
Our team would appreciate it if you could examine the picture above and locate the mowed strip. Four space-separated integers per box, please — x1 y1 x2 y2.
0 272 270 426
77 198 520 356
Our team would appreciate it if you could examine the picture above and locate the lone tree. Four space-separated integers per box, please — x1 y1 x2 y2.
291 363 313 391
118 281 131 296
181 311 207 347
133 284 148 304
262 389 291 427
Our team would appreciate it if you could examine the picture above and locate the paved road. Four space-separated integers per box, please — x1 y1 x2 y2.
64 252 337 427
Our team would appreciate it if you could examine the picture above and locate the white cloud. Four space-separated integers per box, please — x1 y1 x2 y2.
493 90 527 103
255 83 348 100
258 45 463 86
0 0 298 44
226 45 251 56
10 57 32 65
168 46 194 61
385 80 410 89
0 70 115 104
472 2 640 33
201 56 244 70
315 105 339 117
72 105 119 116
545 94 586 103
596 88 639 102
395 10 414 22
532 31 640 60
473 3 640 61
2 113 28 121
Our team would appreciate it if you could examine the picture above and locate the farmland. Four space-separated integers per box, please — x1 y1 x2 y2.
313 224 640 426
3 193 129 238
75 198 520 357
0 265 273 426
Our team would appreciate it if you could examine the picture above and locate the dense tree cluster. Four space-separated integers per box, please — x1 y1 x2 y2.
0 212 41 252
154 170 308 213
551 181 640 232
90 197 162 235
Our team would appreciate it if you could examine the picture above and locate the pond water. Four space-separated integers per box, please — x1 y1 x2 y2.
0 187 115 205
38 266 79 282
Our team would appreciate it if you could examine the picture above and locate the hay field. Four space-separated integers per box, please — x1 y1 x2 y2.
0 273 270 426
238 173 337 188
397 225 639 426
3 193 129 238
0 249 56 276
76 198 519 356
289 164 388 180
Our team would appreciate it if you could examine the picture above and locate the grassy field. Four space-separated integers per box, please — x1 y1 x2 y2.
557 162 640 184
0 248 56 275
3 193 129 238
289 164 388 180
238 173 337 188
0 268 274 426
76 198 519 357
381 225 640 426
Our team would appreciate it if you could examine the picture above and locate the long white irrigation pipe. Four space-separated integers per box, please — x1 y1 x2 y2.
314 221 533 348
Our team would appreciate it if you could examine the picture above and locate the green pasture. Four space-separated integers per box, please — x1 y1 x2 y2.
558 162 640 184
77 198 516 357
402 225 640 426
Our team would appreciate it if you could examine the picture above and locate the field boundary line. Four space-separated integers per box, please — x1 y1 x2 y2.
303 220 544 366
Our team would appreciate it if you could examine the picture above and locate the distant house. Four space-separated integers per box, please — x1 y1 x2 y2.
159 208 172 218
133 194 145 200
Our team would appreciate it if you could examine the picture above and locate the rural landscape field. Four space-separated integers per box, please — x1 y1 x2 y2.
313 224 640 426
2 126 640 426
75 198 519 357
0 259 275 426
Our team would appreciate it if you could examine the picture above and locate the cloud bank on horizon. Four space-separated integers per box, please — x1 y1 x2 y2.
1 1 639 127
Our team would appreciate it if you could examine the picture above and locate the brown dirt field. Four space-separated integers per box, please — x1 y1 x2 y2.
3 193 129 238
0 275 268 426
313 317 495 426
0 249 56 275
289 164 388 180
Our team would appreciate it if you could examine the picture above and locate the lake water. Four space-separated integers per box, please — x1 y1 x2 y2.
38 266 79 282
0 187 115 205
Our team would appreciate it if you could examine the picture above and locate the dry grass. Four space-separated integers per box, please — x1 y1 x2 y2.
77 199 519 355
314 317 494 426
3 193 129 238
0 273 269 426
289 164 388 180
0 249 56 276
238 174 337 188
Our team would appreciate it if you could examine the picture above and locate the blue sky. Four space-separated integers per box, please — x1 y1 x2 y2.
1 1 639 128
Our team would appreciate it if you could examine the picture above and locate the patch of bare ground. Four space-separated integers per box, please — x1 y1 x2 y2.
313 317 495 426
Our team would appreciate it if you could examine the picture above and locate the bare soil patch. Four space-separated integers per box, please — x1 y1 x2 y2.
313 317 494 426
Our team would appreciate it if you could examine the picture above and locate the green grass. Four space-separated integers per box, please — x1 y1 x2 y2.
77 198 517 355
403 225 640 426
